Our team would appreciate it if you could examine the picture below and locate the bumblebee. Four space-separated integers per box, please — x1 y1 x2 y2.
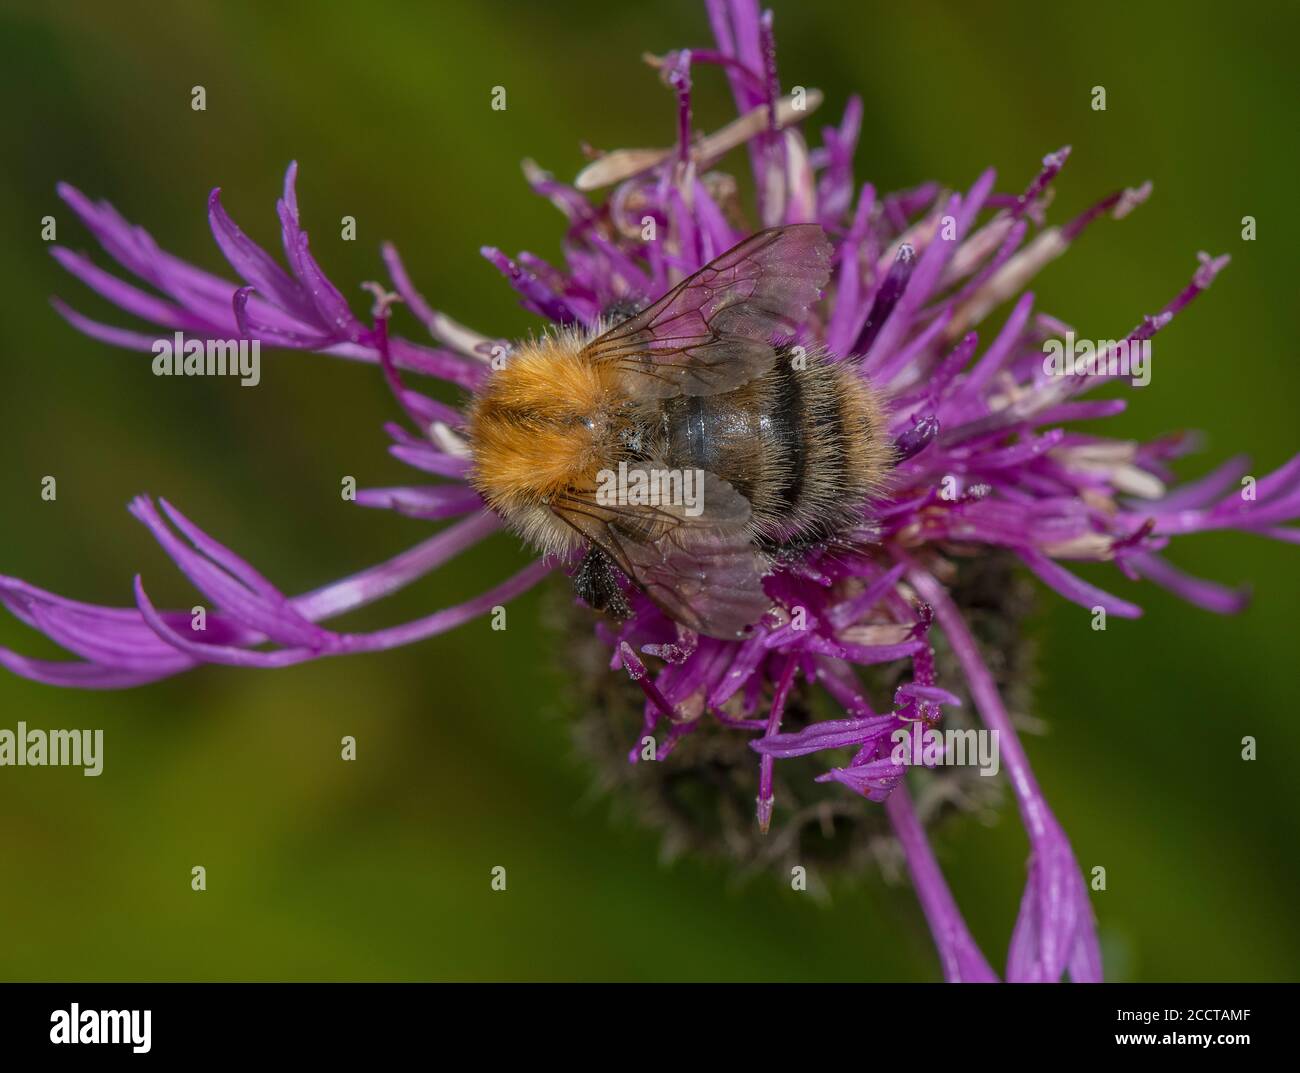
467 224 890 638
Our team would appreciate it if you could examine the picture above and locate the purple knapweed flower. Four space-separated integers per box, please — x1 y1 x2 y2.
5 0 1297 982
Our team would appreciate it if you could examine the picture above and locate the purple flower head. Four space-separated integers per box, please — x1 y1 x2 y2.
5 0 1297 983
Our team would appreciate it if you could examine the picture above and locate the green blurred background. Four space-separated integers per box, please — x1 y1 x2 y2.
0 0 1296 981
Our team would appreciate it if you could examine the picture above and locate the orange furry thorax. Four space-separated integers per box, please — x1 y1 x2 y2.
466 331 620 512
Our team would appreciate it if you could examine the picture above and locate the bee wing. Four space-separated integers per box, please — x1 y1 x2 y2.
553 468 771 639
582 224 832 399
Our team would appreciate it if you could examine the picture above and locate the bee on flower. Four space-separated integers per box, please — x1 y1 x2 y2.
4 0 1296 984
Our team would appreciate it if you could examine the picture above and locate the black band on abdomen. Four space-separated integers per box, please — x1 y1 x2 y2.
767 353 806 512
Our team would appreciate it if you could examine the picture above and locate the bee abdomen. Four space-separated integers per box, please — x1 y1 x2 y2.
659 347 890 549
758 347 890 546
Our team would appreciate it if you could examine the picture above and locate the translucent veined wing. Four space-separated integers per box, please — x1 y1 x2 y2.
552 466 771 639
582 224 832 399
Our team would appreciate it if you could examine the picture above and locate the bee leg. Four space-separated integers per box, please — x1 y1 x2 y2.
573 545 631 620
